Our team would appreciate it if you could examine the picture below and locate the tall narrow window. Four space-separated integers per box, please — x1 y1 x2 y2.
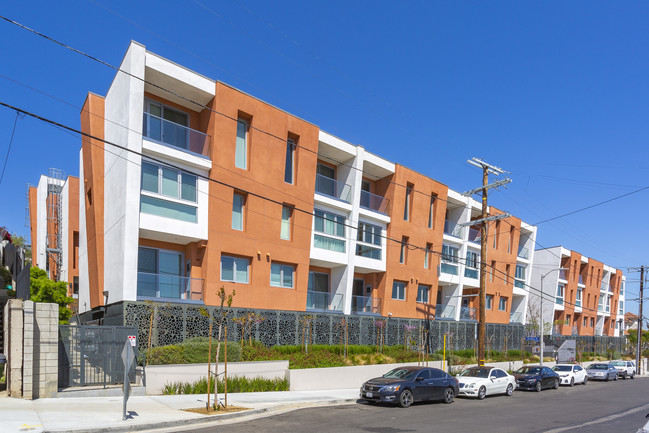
280 205 292 240
400 236 408 264
404 183 413 221
392 281 406 300
232 192 245 231
493 221 500 249
490 260 496 282
486 295 493 310
424 243 432 269
508 227 514 253
284 137 296 184
428 194 436 229
505 264 510 285
235 117 248 169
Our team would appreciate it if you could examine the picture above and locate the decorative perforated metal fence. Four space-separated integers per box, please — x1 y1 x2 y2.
58 325 138 388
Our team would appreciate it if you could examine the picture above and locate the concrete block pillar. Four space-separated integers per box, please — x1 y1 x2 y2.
6 299 23 397
22 301 34 399
34 302 59 398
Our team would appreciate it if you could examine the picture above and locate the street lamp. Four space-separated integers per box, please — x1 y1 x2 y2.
539 268 568 367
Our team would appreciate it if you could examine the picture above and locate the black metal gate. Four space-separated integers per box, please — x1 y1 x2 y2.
58 325 138 388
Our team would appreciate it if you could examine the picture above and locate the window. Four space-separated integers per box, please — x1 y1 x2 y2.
514 265 525 288
417 285 430 303
72 276 79 296
576 289 582 307
499 297 507 311
140 161 198 222
404 183 413 221
316 163 336 197
284 137 296 184
235 117 249 169
143 99 190 150
590 318 594 327
428 194 436 229
556 284 564 297
281 205 292 240
137 247 184 298
232 192 245 231
392 281 406 300
508 227 514 253
465 251 479 279
400 236 408 264
486 295 493 310
441 244 459 275
356 222 382 260
493 221 500 249
490 260 496 282
424 243 432 269
314 209 346 252
583 317 588 327
505 264 511 285
270 263 294 288
565 315 571 326
221 255 249 283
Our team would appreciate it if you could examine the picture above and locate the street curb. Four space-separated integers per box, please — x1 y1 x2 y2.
42 398 359 433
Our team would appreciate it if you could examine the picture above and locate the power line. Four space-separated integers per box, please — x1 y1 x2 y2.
0 111 22 186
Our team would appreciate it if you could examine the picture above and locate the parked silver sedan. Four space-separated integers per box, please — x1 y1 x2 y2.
585 363 618 381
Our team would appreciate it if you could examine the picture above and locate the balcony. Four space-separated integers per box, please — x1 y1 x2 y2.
351 295 381 315
315 174 351 203
517 247 529 260
468 228 481 244
142 112 210 158
441 262 458 275
444 220 463 238
575 299 582 308
306 291 344 312
558 269 568 281
510 312 523 324
578 275 585 285
514 279 525 289
464 267 479 279
435 304 456 320
460 306 477 321
556 297 564 306
360 190 389 215
136 271 204 302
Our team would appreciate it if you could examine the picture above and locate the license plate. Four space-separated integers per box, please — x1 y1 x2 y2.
366 392 373 398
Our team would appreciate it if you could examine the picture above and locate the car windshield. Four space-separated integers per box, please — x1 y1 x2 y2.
515 367 540 375
611 361 625 366
588 364 607 370
382 368 418 380
553 366 572 372
460 368 490 378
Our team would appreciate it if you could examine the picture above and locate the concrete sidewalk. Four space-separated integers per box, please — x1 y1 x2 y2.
0 389 360 433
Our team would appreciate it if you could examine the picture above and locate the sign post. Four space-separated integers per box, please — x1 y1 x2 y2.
121 340 136 421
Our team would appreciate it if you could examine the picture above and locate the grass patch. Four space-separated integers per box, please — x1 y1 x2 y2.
162 375 289 395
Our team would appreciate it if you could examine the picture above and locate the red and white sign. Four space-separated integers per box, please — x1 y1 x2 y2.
128 335 137 347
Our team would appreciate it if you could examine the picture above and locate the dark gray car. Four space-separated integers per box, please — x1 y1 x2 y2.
585 363 618 381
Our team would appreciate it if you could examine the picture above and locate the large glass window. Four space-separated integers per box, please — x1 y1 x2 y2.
270 263 294 289
137 247 184 299
140 161 197 223
235 118 248 169
314 209 346 252
232 192 245 231
284 137 295 184
392 281 406 300
221 255 250 283
499 297 507 311
143 100 189 150
417 285 430 303
356 222 382 260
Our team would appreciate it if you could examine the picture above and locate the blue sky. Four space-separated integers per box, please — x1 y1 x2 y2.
0 1 647 309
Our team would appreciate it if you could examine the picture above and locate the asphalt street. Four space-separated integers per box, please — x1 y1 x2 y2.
181 377 649 433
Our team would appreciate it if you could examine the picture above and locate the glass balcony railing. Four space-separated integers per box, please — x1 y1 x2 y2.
578 275 584 285
460 306 477 321
598 303 603 312
351 295 381 315
510 312 523 323
441 262 458 275
514 279 525 289
137 271 204 302
517 247 529 259
556 297 564 306
360 190 389 215
464 267 479 279
558 269 568 281
605 305 610 313
306 291 344 312
315 174 352 203
443 220 463 238
468 228 481 244
142 112 211 158
575 299 582 307
435 304 456 319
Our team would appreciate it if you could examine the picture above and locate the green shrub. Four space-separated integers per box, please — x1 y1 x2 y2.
146 340 241 365
287 351 347 369
147 345 185 365
162 375 289 395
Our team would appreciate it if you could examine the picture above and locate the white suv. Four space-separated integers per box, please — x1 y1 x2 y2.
610 360 635 379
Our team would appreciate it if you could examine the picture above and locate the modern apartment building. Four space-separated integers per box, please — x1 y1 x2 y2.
530 247 625 337
28 170 80 298
31 41 547 327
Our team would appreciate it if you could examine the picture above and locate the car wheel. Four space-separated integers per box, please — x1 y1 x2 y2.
505 384 513 396
614 373 618 381
478 386 486 400
535 381 542 392
605 374 610 382
398 389 413 408
443 387 455 404
622 372 627 380
569 377 574 387
553 379 559 389
583 376 588 385
630 372 635 379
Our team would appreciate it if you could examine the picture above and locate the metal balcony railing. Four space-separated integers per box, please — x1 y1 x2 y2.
510 312 523 324
306 291 344 312
136 271 204 302
360 190 389 215
443 220 463 238
351 295 381 315
315 174 352 203
460 306 477 321
468 228 481 244
142 112 211 158
464 267 479 279
435 304 456 319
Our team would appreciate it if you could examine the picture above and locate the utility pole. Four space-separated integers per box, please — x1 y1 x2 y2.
637 266 644 375
462 158 511 366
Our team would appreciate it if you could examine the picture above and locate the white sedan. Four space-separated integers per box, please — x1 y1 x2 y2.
552 364 588 386
457 366 516 399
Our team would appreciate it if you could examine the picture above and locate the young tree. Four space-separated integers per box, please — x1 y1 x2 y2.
30 267 74 323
